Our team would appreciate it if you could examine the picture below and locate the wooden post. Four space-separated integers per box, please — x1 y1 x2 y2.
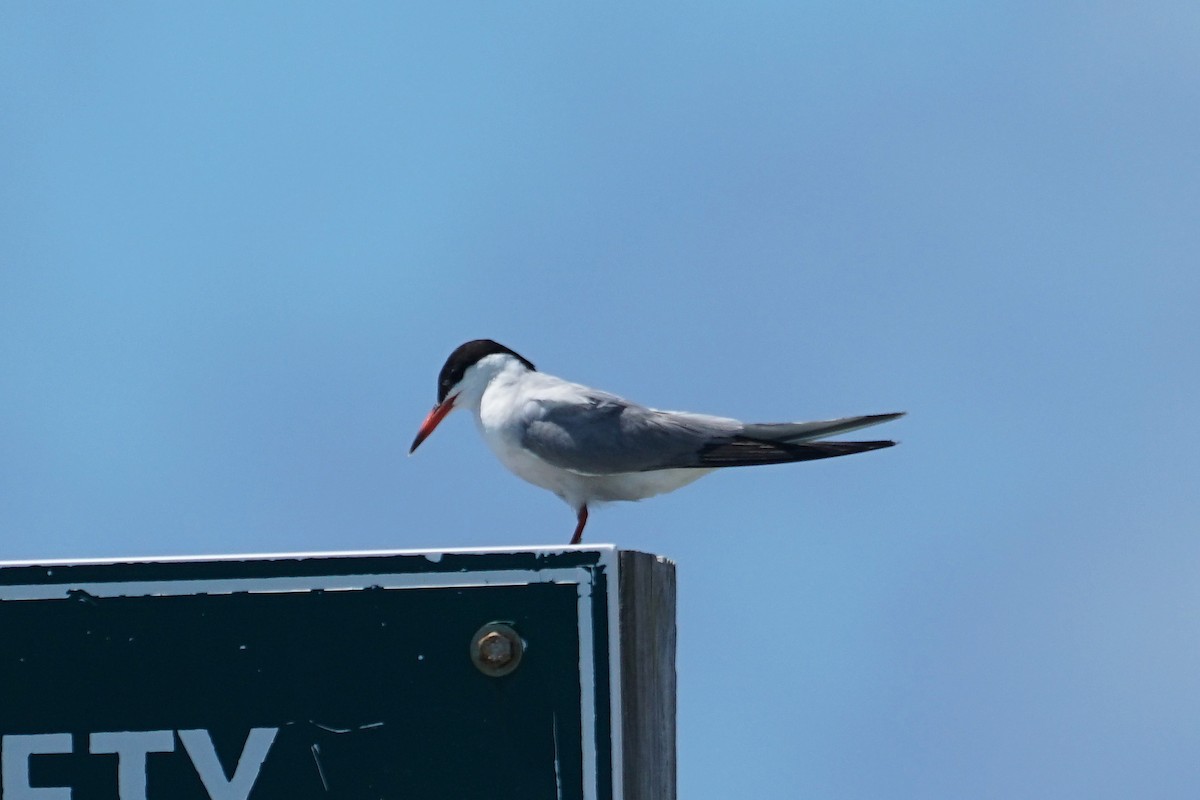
619 550 677 800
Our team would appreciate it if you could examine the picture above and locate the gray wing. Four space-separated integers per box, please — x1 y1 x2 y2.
521 395 903 475
521 394 743 475
742 412 905 443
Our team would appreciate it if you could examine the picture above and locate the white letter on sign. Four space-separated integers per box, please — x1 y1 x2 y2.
178 728 277 800
2 733 73 799
89 730 174 800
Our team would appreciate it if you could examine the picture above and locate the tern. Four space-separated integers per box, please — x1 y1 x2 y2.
410 339 902 544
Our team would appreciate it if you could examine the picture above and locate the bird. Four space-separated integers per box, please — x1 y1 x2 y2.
409 339 902 545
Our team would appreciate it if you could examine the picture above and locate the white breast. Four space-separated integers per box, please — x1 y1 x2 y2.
466 360 715 511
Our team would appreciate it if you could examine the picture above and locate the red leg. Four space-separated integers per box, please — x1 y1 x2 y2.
570 505 588 545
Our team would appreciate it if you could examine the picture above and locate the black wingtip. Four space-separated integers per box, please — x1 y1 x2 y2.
694 437 899 467
841 439 897 453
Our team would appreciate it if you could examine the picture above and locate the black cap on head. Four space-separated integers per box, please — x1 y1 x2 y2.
436 340 536 403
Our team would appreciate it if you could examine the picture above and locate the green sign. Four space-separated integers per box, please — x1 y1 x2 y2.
0 547 622 799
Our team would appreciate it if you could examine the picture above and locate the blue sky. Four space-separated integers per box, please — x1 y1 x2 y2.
3 3 1199 797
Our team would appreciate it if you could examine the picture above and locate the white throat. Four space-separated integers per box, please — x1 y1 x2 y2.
451 354 531 414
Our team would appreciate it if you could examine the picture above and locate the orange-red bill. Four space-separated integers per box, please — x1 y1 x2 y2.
409 396 455 454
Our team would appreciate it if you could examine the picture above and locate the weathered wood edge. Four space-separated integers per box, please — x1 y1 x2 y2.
618 550 677 800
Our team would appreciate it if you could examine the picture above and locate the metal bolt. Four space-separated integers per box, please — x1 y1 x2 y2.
470 622 523 677
478 631 511 663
